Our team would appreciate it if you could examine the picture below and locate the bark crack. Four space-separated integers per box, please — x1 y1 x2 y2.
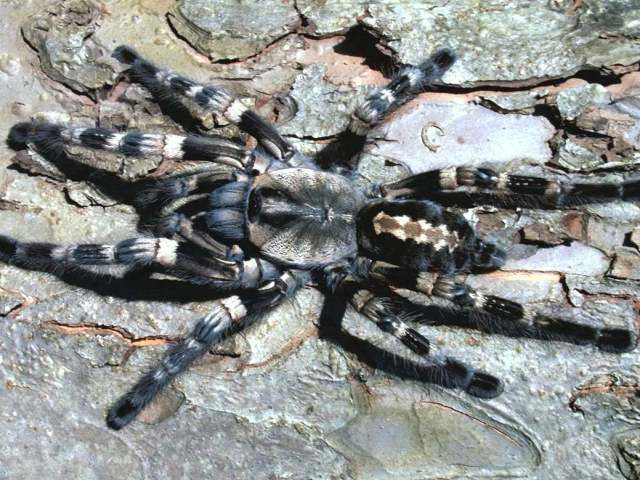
44 320 173 347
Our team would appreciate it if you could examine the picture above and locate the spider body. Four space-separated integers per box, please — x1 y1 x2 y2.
1 45 637 431
217 167 366 267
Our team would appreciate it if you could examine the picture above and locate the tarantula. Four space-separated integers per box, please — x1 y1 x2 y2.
1 46 637 430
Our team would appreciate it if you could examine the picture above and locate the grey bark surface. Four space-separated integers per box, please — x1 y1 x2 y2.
2 1 640 479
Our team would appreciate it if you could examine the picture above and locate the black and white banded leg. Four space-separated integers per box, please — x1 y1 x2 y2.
430 278 635 353
113 46 298 163
8 122 260 172
163 241 281 290
350 287 431 355
382 166 640 208
384 271 637 353
450 300 630 353
0 234 180 270
135 168 237 211
106 271 303 429
321 288 503 399
315 48 456 168
428 275 526 321
0 234 279 290
150 213 235 259
364 265 636 353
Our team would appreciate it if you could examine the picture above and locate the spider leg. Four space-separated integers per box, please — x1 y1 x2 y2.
382 166 640 208
162 242 280 290
427 277 635 353
8 122 258 172
107 270 304 429
320 286 502 398
350 287 431 355
358 260 636 353
113 46 299 165
135 168 235 211
150 212 232 257
314 49 456 169
0 234 181 271
0 234 279 290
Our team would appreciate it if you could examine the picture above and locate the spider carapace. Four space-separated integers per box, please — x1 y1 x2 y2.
1 45 637 430
214 168 366 267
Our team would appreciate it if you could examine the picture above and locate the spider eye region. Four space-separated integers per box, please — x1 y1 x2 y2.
243 168 366 267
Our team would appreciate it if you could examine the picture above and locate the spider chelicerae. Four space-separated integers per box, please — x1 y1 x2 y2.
1 46 637 430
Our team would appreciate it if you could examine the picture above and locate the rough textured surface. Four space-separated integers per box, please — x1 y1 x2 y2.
2 1 640 479
363 1 640 85
168 0 300 61
367 102 555 175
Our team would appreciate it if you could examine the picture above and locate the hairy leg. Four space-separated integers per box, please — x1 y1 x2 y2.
8 122 257 172
113 46 299 164
357 261 636 353
382 166 640 208
107 271 303 429
0 234 279 290
0 234 180 270
315 48 456 169
351 287 431 355
426 277 635 353
135 168 236 211
319 292 503 398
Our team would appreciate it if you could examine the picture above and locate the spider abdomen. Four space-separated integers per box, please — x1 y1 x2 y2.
356 199 477 272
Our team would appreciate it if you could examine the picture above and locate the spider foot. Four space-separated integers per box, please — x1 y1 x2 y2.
416 48 457 83
6 121 33 149
0 233 16 253
440 357 503 398
597 328 637 353
466 371 504 399
7 121 65 155
107 389 153 431
470 239 506 272
112 45 141 64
